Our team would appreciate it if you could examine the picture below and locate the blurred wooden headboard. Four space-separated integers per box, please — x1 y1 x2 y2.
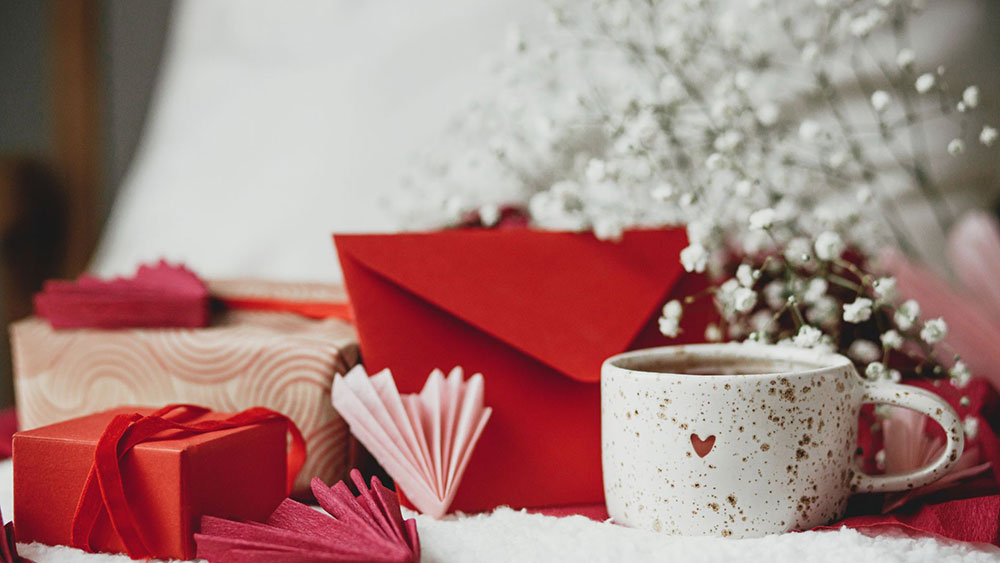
0 0 102 406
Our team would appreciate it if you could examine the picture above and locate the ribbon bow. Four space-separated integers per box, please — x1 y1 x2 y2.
70 404 305 558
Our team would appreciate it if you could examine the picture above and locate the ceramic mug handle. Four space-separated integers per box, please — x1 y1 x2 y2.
852 379 964 493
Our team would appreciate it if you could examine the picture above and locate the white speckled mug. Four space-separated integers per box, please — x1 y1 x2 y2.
601 343 964 538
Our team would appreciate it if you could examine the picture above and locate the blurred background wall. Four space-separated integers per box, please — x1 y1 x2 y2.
0 0 173 405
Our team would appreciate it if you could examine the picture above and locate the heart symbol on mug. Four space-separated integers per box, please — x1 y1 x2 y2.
690 433 716 458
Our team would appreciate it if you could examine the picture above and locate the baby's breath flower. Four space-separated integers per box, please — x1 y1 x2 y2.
659 316 680 338
756 103 779 127
800 43 819 64
705 323 723 342
593 216 624 241
872 277 897 301
479 203 501 227
585 158 607 183
814 231 845 261
947 139 966 156
920 317 948 344
798 120 821 142
870 90 891 113
793 325 822 348
763 281 786 309
843 297 874 324
714 130 743 153
734 180 754 197
803 278 828 304
888 369 902 383
732 287 758 313
705 153 725 170
686 220 711 245
849 9 886 38
962 86 980 109
806 295 840 327
827 150 848 170
856 188 874 204
784 238 813 266
651 184 675 201
865 362 889 380
749 208 777 231
662 299 682 319
950 361 971 387
736 264 757 287
896 48 915 70
747 331 768 344
749 309 772 331
915 73 936 93
848 340 881 363
981 126 998 147
680 244 709 273
895 299 921 330
963 416 979 440
881 329 903 350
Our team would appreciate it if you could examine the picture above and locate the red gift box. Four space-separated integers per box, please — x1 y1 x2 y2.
13 406 293 560
334 228 710 511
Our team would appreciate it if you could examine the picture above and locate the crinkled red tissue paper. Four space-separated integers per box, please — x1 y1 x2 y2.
196 469 420 563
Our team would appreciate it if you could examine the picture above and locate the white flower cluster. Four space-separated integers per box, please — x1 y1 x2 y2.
401 0 994 260
399 0 983 389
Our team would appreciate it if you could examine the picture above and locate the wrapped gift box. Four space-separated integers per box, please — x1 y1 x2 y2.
13 406 290 559
335 228 711 511
11 281 358 494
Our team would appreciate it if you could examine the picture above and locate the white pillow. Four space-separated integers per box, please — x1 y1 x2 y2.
92 0 542 282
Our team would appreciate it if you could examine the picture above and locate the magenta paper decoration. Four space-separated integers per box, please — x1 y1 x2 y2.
195 470 419 563
332 365 493 518
34 260 209 329
0 507 30 563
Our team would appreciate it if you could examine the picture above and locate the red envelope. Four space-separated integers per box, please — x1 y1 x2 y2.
334 228 710 511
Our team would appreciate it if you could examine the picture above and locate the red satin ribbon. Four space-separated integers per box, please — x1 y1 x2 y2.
70 404 306 558
220 297 353 322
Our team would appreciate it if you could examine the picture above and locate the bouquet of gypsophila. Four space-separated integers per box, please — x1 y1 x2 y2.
396 0 997 391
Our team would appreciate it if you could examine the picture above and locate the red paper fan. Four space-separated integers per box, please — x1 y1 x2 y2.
195 470 419 563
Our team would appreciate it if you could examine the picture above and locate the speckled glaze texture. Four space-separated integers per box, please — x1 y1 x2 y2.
602 343 964 539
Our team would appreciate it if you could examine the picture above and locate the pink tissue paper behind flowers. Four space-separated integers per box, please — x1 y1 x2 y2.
34 261 210 329
883 210 1000 393
332 365 492 519
195 469 419 563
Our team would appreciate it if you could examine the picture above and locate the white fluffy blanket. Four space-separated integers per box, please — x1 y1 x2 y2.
1 461 996 563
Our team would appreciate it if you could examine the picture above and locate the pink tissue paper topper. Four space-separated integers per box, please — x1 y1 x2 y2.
332 366 493 519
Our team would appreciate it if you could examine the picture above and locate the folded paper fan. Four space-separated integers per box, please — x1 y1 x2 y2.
332 365 493 518
195 469 419 563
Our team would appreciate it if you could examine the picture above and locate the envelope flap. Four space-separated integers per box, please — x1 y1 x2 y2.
334 229 688 383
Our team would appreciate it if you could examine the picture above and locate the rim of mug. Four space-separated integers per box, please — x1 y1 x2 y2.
603 342 853 379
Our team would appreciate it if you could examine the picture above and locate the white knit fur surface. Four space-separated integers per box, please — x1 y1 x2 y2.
1 461 997 563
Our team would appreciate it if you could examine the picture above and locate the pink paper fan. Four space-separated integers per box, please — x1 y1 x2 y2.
332 366 493 518
195 469 419 563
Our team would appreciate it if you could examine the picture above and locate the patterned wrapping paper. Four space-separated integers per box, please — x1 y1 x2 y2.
10 280 359 495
